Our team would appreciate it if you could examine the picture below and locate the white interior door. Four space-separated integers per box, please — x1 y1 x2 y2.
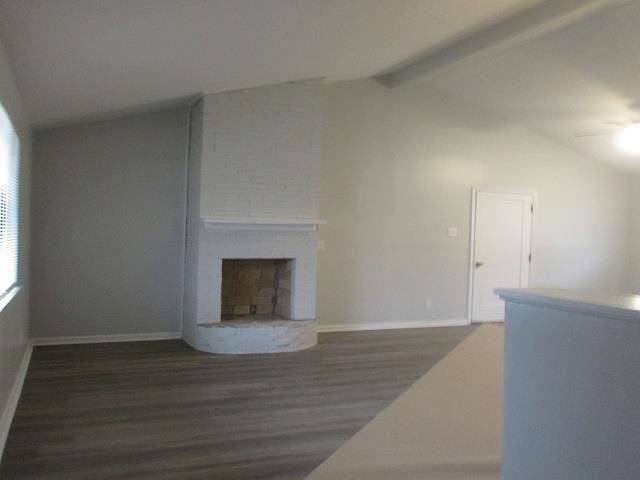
471 191 533 323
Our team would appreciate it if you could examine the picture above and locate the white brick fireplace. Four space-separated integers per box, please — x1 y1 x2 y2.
183 80 323 354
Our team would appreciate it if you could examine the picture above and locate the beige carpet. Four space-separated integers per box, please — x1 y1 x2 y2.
305 324 503 480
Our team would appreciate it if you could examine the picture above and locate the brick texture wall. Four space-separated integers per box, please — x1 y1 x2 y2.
199 80 322 219
183 99 203 344
183 80 322 346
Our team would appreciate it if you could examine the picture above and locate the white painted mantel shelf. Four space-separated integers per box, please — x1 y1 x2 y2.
201 217 327 231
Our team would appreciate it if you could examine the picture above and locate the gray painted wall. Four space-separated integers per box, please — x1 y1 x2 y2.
625 175 640 292
318 79 631 328
27 78 635 338
0 42 31 445
503 300 640 480
31 109 188 338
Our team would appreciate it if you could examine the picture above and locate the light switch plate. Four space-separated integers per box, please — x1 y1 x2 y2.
447 226 458 237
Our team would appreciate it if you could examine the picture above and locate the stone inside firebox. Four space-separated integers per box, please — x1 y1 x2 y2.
221 259 293 320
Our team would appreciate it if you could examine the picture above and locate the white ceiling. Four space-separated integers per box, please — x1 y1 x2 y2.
423 0 640 170
0 0 542 127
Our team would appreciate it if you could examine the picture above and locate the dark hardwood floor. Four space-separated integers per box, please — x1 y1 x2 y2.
1 326 474 480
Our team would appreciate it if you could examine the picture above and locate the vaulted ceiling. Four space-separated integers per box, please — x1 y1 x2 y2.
421 1 640 169
2 0 637 170
0 0 542 127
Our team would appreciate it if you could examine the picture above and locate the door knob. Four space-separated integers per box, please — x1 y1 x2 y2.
475 261 484 268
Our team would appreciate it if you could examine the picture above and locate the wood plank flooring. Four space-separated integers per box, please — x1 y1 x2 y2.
1 326 474 480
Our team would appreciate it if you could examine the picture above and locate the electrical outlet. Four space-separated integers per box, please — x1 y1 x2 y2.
317 240 326 251
425 298 432 308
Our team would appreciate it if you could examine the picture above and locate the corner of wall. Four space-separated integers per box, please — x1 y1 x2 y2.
0 37 32 462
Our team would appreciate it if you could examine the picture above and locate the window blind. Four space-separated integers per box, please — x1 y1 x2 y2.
0 103 19 298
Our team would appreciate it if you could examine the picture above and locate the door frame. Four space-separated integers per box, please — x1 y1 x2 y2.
467 187 538 324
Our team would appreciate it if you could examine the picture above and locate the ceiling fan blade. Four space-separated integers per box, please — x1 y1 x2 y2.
574 130 617 138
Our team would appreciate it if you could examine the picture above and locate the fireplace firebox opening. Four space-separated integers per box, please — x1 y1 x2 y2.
221 259 293 320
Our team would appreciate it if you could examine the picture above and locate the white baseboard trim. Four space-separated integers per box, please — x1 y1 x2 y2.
0 342 33 461
32 331 183 346
317 318 470 333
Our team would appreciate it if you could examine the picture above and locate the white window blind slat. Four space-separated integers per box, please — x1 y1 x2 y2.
0 103 20 298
